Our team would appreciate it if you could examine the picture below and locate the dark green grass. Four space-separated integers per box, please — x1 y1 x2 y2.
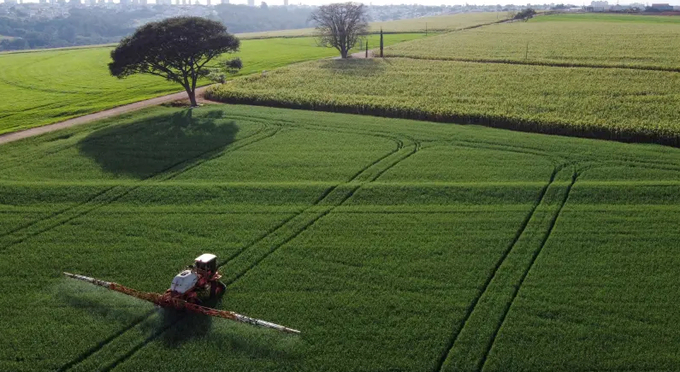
1 105 680 371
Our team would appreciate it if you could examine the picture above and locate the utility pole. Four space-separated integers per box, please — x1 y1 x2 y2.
380 28 384 58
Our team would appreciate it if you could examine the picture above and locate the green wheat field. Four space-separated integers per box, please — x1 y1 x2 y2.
1 12 679 372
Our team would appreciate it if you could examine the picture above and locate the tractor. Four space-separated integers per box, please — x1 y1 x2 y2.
64 253 300 334
167 253 226 305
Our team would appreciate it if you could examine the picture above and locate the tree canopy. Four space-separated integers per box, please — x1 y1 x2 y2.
109 16 240 106
310 2 368 59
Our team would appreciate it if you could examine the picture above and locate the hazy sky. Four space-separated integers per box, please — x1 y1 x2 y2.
3 0 579 5
10 0 679 6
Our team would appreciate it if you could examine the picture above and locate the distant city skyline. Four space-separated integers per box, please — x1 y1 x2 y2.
5 0 680 5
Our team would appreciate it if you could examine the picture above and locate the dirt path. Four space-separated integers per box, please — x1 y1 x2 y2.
0 86 211 146
0 53 365 146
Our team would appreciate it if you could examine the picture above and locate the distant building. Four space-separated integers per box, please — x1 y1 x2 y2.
221 0 228 3
247 0 254 5
589 0 609 11
4 0 18 4
650 3 673 10
283 0 287 5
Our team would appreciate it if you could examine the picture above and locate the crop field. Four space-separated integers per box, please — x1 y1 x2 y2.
0 34 423 135
1 104 679 371
385 15 680 70
207 58 680 145
237 11 507 38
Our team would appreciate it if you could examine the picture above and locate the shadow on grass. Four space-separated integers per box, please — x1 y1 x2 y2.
78 109 238 179
318 58 388 76
57 281 301 362
152 297 302 361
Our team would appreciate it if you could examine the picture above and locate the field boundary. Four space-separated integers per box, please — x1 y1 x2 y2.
383 54 680 74
206 89 680 147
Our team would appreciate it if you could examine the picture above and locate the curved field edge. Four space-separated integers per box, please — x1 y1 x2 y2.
0 34 424 136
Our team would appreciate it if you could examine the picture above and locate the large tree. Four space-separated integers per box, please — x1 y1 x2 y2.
310 2 368 59
109 17 240 107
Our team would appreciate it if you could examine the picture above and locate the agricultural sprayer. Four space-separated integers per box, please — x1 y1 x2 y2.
64 253 300 334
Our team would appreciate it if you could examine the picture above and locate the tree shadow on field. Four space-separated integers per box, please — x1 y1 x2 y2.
318 58 388 76
78 109 238 179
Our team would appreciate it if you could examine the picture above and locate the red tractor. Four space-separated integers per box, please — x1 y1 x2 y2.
165 253 226 305
64 253 300 334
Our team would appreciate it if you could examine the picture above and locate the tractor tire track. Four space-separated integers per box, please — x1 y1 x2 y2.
98 315 187 372
101 139 421 371
215 127 407 270
433 165 560 372
55 310 156 372
225 139 420 286
0 125 277 255
54 127 407 372
53 127 280 372
478 171 579 372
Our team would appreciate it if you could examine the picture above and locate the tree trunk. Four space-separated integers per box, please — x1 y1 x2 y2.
186 89 197 107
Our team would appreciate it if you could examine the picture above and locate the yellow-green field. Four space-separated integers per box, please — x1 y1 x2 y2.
237 11 507 38
209 13 680 145
386 15 680 69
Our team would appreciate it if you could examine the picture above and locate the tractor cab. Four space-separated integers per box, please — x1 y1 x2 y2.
194 253 217 276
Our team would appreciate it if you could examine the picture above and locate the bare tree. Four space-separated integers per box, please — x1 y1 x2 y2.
310 2 368 59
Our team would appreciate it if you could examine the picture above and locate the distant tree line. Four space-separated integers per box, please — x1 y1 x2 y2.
0 8 148 50
0 5 316 51
213 4 313 33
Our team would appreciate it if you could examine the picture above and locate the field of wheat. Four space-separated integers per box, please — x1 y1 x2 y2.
1 105 679 371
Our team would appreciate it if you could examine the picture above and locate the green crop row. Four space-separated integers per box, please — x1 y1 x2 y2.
207 58 680 146
2 104 680 371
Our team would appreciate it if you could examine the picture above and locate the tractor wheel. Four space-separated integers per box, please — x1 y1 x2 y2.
211 281 227 298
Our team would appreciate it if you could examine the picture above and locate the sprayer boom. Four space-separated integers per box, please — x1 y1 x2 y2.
63 271 300 334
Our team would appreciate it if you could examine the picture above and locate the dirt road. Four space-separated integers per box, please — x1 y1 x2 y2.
0 52 371 146
0 86 210 146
